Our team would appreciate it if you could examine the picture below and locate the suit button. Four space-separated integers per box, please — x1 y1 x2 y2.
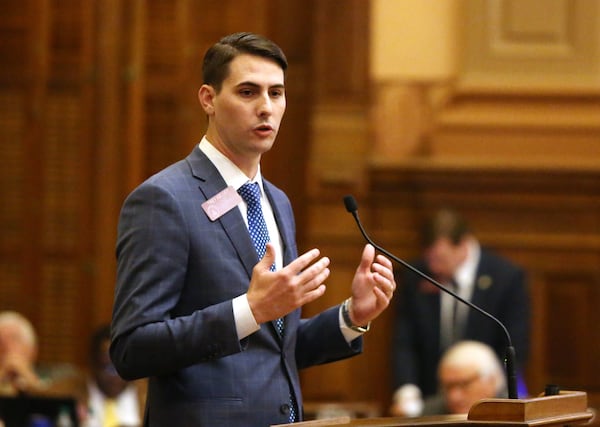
280 404 290 415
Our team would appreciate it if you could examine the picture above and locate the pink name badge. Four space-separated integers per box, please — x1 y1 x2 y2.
202 186 243 221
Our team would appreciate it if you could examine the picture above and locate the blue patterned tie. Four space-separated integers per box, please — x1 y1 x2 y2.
238 183 272 264
237 182 296 422
237 183 285 335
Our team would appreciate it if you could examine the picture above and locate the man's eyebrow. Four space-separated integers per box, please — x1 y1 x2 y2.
236 81 260 88
236 81 285 89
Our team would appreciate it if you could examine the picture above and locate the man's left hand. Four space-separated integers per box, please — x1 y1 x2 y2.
348 244 396 326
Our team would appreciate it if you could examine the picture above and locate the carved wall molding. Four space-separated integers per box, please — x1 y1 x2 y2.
462 0 600 89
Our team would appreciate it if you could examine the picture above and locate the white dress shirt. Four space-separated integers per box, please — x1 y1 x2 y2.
84 381 141 427
440 238 480 349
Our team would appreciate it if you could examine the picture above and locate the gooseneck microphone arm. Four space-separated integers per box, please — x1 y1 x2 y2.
343 195 518 399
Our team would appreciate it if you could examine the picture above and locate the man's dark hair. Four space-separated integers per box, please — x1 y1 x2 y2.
202 32 288 92
421 207 471 247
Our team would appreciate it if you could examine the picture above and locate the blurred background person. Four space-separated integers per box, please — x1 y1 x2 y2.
0 310 78 397
390 208 530 416
80 324 146 427
0 311 43 395
422 340 507 415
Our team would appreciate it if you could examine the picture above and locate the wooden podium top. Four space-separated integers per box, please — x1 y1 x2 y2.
467 390 592 424
272 391 595 427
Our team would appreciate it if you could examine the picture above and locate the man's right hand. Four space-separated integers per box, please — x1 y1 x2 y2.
246 244 330 324
0 353 43 393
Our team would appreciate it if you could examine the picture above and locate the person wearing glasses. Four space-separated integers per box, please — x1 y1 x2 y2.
419 340 507 416
390 208 530 417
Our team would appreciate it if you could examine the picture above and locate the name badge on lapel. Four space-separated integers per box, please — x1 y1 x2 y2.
202 186 242 221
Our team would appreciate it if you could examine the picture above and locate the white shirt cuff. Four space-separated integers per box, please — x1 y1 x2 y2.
339 304 364 342
232 294 260 339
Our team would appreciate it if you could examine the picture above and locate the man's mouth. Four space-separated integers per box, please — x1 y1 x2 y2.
255 124 273 132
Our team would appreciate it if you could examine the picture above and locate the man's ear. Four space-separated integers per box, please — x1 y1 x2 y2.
198 84 216 115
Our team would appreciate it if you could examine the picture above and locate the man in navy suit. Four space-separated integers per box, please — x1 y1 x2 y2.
389 208 530 417
110 32 396 427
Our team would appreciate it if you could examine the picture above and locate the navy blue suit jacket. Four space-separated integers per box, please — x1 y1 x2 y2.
391 248 530 397
110 147 362 426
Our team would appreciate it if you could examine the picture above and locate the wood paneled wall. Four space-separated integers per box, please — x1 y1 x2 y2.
0 0 96 365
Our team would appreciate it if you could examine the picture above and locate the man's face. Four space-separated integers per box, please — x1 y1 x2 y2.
201 53 286 171
440 364 497 414
424 237 468 282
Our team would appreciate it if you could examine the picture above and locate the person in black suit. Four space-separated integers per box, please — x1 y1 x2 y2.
110 32 396 427
389 208 530 416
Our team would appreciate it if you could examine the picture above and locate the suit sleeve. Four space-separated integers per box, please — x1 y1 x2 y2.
110 181 243 380
295 306 362 369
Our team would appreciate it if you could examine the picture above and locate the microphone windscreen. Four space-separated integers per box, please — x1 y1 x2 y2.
343 195 358 213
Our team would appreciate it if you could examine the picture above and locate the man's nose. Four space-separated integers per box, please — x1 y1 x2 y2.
257 93 273 115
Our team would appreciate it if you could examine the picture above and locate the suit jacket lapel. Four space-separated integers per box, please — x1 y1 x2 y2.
262 181 297 342
263 182 295 266
186 147 258 278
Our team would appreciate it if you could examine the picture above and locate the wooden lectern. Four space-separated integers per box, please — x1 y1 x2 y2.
271 391 595 427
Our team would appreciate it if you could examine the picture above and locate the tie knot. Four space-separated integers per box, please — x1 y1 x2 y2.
238 182 261 206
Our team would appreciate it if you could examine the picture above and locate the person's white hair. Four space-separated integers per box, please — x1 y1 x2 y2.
0 310 37 349
439 340 507 396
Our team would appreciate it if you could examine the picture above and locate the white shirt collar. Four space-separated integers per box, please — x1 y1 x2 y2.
198 136 264 192
454 238 480 290
86 380 141 426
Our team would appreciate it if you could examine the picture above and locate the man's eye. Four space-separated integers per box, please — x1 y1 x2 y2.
270 90 283 97
240 89 254 96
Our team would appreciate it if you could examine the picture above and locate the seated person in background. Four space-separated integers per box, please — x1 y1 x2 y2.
0 310 79 397
0 311 43 395
422 340 507 416
80 324 146 427
390 208 530 416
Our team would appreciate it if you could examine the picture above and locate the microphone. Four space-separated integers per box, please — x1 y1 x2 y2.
343 195 518 399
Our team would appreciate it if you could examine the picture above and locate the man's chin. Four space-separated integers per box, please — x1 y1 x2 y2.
255 138 276 154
